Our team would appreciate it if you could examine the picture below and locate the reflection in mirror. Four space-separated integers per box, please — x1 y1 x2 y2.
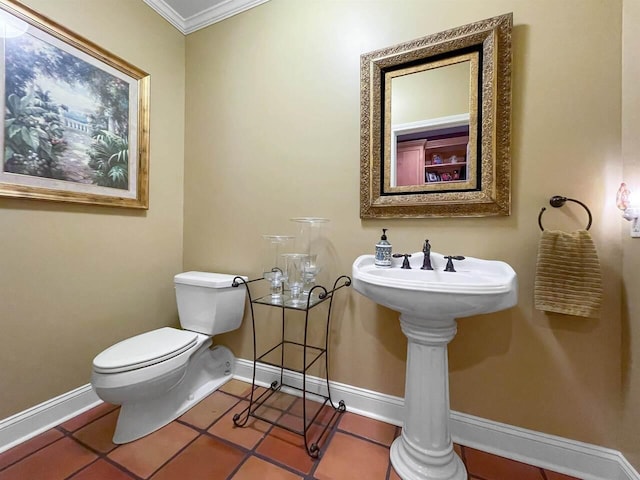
387 53 478 193
392 61 470 123
360 13 512 218
394 120 471 189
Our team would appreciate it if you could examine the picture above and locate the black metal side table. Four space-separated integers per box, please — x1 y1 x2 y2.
231 275 351 457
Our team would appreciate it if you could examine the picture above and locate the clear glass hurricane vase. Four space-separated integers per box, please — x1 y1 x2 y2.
290 217 329 297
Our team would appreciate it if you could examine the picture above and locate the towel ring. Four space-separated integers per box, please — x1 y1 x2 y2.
538 196 592 231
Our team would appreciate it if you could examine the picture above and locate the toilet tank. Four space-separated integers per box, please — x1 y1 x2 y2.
174 271 247 335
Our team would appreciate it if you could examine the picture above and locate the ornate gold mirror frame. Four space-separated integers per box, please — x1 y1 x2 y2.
360 13 512 218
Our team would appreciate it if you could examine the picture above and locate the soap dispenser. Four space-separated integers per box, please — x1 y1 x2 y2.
375 228 392 268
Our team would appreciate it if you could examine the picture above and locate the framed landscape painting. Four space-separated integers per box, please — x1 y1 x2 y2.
0 0 150 208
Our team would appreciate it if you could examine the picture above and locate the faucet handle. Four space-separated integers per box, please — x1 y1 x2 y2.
392 253 412 269
444 255 465 272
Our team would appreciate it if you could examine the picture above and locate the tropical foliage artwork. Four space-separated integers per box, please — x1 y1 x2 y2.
3 33 131 190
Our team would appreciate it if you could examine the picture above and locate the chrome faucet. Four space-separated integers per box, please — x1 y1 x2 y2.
421 239 433 270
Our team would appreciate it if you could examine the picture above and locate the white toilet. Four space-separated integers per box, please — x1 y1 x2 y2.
90 271 247 444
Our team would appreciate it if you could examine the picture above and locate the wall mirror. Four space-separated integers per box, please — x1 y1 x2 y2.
360 13 512 218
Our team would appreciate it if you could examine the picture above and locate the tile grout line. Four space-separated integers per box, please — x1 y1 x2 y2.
144 430 202 479
0 405 119 474
387 425 403 479
334 426 397 450
0 425 141 480
0 431 61 473
59 424 144 480
172 392 257 480
306 405 343 479
225 383 346 479
55 405 147 480
1 383 380 479
384 426 398 480
60 401 249 480
171 384 311 479
219 385 300 480
135 387 271 479
63 456 103 480
244 385 320 478
3 382 584 480
459 443 474 479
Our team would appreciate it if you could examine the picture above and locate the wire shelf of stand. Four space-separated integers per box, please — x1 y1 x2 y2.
230 275 351 457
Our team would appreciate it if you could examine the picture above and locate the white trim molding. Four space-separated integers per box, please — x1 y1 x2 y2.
1 361 638 480
143 0 270 35
142 0 184 33
234 358 640 480
0 385 100 453
449 411 635 480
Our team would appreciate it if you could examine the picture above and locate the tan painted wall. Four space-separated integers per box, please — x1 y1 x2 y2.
184 0 623 451
621 0 640 467
0 1 185 417
0 0 631 464
392 61 471 124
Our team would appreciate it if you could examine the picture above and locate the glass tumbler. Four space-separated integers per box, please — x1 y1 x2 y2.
282 253 307 307
261 235 294 303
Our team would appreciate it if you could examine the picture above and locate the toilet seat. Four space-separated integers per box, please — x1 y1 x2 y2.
93 327 199 374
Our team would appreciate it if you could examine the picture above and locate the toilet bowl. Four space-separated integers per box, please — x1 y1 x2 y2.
90 272 246 443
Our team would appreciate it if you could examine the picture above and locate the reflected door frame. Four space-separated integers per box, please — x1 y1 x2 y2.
396 139 427 186
390 113 469 188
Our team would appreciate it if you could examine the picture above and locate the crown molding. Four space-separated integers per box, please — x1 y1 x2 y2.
183 0 269 34
143 0 185 33
143 0 269 35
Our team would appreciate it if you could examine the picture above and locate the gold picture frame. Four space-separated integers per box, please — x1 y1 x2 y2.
0 0 150 209
360 13 512 218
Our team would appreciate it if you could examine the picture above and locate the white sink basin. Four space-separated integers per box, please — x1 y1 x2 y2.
352 251 517 480
352 252 517 320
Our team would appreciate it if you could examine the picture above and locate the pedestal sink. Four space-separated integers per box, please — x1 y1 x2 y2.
352 252 517 480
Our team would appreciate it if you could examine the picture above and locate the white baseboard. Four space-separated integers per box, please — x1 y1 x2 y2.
449 410 635 480
234 358 640 480
1 361 637 480
0 385 101 454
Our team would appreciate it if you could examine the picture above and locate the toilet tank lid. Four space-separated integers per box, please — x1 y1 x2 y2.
174 271 247 288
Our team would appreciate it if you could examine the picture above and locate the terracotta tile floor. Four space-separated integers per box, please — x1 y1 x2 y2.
0 379 583 480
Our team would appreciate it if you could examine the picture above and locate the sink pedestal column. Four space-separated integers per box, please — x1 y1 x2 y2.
391 314 466 480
